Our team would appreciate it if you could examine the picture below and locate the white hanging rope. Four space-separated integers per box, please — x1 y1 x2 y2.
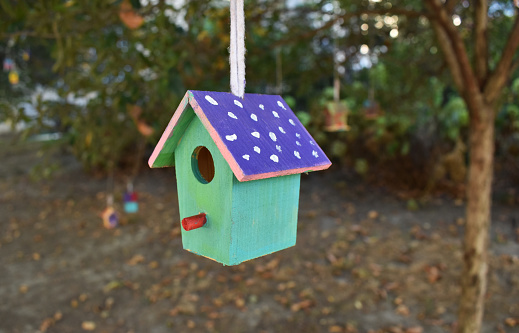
230 0 246 98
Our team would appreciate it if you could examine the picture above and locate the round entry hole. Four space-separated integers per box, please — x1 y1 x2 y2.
192 146 215 184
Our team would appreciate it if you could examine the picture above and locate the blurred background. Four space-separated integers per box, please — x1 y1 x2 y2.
1 0 519 332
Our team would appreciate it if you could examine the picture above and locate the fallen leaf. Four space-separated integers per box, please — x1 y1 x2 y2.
40 318 54 332
103 280 123 292
396 304 410 316
368 210 379 219
235 298 246 309
329 325 343 333
81 321 96 331
105 297 115 310
425 265 442 283
127 254 145 265
387 327 404 333
505 317 518 327
406 326 423 333
291 300 313 312
53 311 63 321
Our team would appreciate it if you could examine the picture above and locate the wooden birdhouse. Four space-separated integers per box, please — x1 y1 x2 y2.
149 90 331 265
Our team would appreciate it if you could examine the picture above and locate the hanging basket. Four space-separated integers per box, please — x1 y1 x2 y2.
324 101 350 132
363 100 382 119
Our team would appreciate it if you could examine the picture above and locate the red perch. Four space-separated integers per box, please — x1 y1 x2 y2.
181 213 207 231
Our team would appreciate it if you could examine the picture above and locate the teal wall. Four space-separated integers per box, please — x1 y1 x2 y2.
230 174 300 265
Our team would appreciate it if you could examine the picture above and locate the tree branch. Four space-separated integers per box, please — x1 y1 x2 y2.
445 0 460 15
273 8 429 48
474 0 488 85
431 22 465 92
425 0 479 98
483 14 519 104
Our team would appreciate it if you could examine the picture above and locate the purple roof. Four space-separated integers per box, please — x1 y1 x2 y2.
149 90 331 182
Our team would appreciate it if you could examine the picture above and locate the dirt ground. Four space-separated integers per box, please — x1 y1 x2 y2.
1 140 519 333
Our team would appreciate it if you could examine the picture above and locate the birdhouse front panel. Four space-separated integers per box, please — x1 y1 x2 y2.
175 111 235 265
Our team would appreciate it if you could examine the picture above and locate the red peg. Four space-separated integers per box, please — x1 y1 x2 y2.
181 213 207 231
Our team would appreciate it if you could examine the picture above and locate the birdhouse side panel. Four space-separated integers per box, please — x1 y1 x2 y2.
175 114 235 264
229 174 301 265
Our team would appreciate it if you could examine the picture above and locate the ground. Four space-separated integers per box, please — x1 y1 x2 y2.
1 140 518 333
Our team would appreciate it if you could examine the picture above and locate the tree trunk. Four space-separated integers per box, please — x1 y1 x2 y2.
457 100 496 333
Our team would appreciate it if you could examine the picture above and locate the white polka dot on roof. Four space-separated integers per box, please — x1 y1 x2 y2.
277 101 286 110
205 95 218 105
234 100 243 108
242 155 250 161
296 141 301 146
226 134 237 141
289 119 296 126
228 112 237 119
270 154 279 163
294 151 301 159
251 131 260 138
254 146 261 154
251 114 258 121
259 104 264 110
310 141 315 146
269 132 277 142
276 145 282 152
272 111 280 118
312 150 319 158
279 127 286 134
296 133 301 138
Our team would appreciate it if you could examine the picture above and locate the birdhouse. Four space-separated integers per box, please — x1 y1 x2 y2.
149 90 331 265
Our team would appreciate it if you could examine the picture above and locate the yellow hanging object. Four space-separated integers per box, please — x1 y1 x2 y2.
22 51 30 61
8 71 19 85
101 206 119 229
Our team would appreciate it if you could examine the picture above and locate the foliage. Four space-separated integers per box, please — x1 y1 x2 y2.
0 0 518 176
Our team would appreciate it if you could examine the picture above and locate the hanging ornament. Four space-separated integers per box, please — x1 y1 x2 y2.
324 26 350 132
119 0 144 30
101 194 119 229
123 182 139 213
22 50 30 62
363 99 382 119
3 58 14 72
325 101 350 132
8 71 19 85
